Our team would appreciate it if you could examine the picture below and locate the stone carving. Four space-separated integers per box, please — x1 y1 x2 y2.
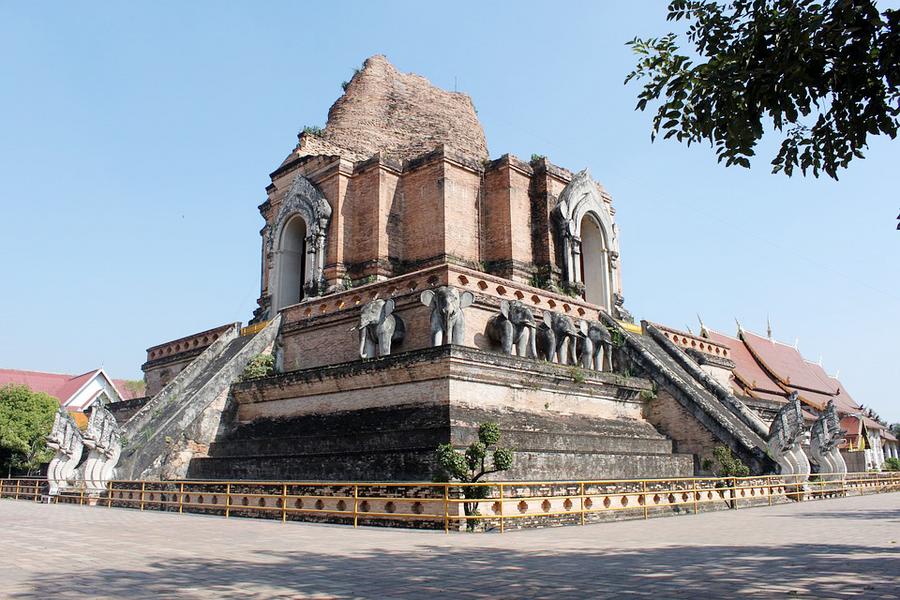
356 298 405 358
46 408 85 496
81 404 122 495
579 320 611 371
486 300 537 358
552 169 621 312
766 392 810 484
537 311 581 365
420 286 474 346
809 400 847 476
267 174 333 304
612 292 634 323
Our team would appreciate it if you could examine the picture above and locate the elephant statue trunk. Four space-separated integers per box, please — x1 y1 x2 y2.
421 286 475 346
486 300 537 358
356 298 405 358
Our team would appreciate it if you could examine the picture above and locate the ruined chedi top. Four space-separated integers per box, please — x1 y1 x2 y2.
286 54 489 164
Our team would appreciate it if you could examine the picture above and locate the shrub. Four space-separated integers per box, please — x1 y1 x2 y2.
885 457 900 472
241 353 275 381
0 384 58 476
712 445 750 477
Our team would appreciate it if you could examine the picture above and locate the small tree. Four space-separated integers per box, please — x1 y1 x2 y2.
435 422 513 530
712 445 750 477
0 384 59 476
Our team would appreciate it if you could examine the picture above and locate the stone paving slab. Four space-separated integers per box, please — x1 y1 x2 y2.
2 493 899 598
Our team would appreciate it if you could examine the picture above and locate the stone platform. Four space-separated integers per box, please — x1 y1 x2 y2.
187 346 693 481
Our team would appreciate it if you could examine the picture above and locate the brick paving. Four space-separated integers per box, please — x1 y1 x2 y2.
2 493 899 599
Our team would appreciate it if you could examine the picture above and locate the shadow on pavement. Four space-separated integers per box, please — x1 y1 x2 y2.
16 542 899 599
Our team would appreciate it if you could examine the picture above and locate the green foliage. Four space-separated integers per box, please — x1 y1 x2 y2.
885 457 900 471
609 329 626 349
626 0 900 180
530 153 546 162
435 421 514 530
120 379 146 397
639 388 657 401
569 366 587 385
701 457 714 472
0 384 58 475
300 125 324 137
241 353 276 381
712 445 750 477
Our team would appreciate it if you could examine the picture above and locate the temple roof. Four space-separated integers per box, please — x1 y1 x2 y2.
740 330 838 395
704 329 784 395
0 368 136 408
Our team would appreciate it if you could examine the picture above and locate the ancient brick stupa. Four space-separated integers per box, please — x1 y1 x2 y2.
122 56 861 485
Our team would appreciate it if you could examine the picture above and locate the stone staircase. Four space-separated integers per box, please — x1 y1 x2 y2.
117 316 281 480
600 314 775 473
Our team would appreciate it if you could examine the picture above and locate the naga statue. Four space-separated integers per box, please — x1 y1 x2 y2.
46 408 85 496
81 403 122 495
809 399 847 478
766 392 810 488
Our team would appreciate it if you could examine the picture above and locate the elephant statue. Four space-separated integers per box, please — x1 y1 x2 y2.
486 300 537 357
356 298 405 358
536 311 581 365
579 319 611 371
420 286 474 346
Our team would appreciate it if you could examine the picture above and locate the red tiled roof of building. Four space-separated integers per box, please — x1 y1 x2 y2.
740 330 837 394
0 368 131 407
704 329 785 396
882 429 898 442
112 379 145 401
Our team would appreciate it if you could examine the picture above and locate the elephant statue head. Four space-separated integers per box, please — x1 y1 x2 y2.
536 311 582 365
486 300 537 357
357 298 405 359
420 286 474 346
578 320 611 371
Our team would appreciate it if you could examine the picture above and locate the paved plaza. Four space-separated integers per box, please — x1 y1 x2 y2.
2 493 899 599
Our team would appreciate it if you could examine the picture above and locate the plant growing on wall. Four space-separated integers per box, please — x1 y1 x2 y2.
0 384 58 476
885 457 900 472
240 353 276 381
435 422 514 530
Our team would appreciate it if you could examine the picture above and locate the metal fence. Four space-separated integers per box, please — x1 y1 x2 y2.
2 471 898 532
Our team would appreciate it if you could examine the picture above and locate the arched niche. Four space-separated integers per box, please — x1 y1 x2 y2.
553 169 620 314
274 215 307 310
266 175 332 314
580 213 610 307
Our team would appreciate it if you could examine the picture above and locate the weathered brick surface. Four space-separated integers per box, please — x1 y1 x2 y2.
307 55 488 163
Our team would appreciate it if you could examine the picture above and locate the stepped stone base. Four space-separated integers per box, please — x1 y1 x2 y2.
187 346 694 481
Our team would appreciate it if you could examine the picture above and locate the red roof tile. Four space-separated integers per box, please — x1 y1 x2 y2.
741 331 837 394
112 379 144 400
705 329 784 395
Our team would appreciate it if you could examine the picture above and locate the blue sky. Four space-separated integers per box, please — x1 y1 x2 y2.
1 2 897 422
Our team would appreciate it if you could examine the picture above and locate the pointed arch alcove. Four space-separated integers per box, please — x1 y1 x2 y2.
266 175 332 314
553 169 620 314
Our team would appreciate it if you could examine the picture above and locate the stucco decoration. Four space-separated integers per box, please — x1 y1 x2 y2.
420 286 474 346
809 400 847 476
267 175 333 307
553 169 620 313
355 298 406 358
81 404 122 495
486 300 537 357
766 392 810 486
46 408 85 496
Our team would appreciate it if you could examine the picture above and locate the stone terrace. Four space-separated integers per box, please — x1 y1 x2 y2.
3 493 898 598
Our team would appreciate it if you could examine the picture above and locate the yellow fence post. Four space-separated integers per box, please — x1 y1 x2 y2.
732 478 738 510
580 482 586 526
79 486 85 506
179 482 184 514
225 483 231 518
353 484 359 528
499 483 504 534
108 482 114 507
767 476 773 506
282 483 288 524
692 478 699 515
443 484 449 534
140 481 146 511
642 480 648 520
14 480 20 501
